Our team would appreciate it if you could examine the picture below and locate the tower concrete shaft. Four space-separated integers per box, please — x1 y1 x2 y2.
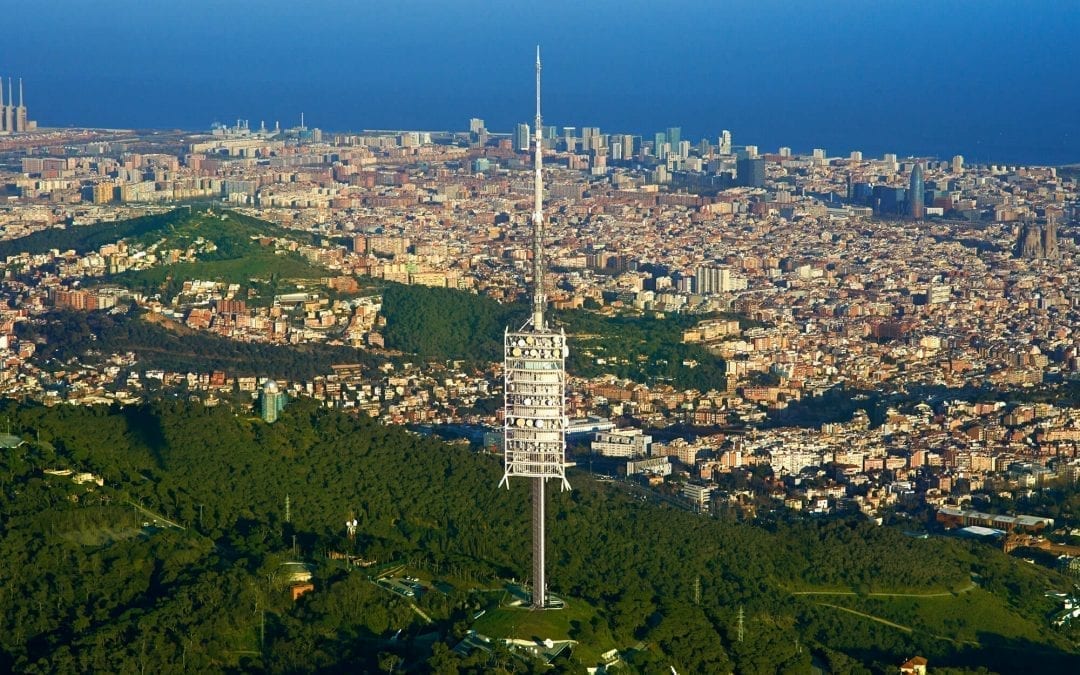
532 476 545 608
530 44 547 611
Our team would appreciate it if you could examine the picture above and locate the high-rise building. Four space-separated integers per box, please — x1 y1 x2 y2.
500 48 571 611
514 123 530 152
666 126 681 149
872 185 907 215
695 265 747 294
562 127 576 152
735 155 765 188
656 141 670 161
468 118 486 148
581 126 600 149
653 131 666 158
587 132 605 154
261 380 287 423
908 162 925 219
91 182 115 204
620 134 635 160
719 130 732 155
951 155 964 173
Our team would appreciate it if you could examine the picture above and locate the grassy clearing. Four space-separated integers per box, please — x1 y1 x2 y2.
471 593 617 666
59 525 144 547
789 579 976 597
116 251 326 288
814 588 1054 646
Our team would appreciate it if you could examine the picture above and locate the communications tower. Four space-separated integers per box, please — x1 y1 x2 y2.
499 47 571 610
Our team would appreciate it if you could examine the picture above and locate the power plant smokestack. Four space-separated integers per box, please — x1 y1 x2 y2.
3 78 13 133
14 78 27 132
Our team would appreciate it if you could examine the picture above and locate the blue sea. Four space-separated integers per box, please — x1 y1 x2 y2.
5 0 1079 165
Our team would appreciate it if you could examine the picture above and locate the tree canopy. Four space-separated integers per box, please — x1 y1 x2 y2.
0 398 1074 672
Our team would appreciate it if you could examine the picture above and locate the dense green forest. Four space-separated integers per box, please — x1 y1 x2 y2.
0 398 1074 673
17 309 384 381
381 284 524 363
380 283 733 390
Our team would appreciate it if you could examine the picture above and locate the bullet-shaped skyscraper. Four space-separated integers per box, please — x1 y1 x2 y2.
908 162 925 219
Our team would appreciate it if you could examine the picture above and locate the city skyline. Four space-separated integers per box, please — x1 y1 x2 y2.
6 1 1080 165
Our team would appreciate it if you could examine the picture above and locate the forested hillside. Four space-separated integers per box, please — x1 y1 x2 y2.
0 399 1074 673
380 283 732 390
381 283 524 363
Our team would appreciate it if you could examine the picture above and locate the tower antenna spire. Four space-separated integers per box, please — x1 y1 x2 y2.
531 45 545 330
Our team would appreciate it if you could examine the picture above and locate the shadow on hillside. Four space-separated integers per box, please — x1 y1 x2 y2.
122 405 168 468
937 632 1080 673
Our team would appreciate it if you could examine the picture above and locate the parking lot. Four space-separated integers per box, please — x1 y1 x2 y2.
375 575 427 599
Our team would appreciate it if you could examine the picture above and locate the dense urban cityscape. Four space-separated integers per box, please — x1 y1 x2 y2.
2 37 1080 672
